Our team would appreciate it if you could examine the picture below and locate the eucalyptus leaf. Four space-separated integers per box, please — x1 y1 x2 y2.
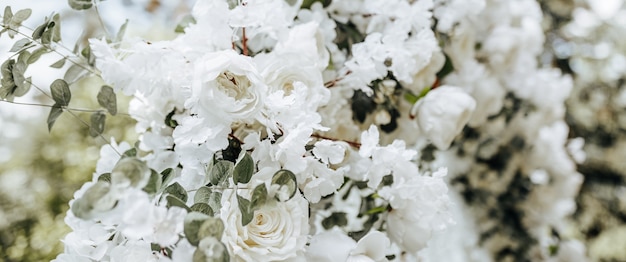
63 64 85 84
32 22 47 40
184 212 210 246
207 192 222 214
97 85 117 115
51 14 61 42
236 194 253 226
233 153 254 184
50 57 66 68
190 203 213 216
166 195 190 211
68 0 94 10
9 38 31 52
194 186 212 204
116 19 128 42
3 7 12 26
111 157 151 189
12 76 30 97
47 105 63 132
142 170 162 195
97 173 111 183
50 79 71 106
27 47 48 64
193 237 230 262
89 111 106 137
122 148 137 158
271 169 298 201
12 9 31 24
208 160 233 185
17 51 30 65
164 182 188 203
198 217 225 240
250 183 268 210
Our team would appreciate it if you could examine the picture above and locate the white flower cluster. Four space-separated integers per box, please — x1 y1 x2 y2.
54 0 584 261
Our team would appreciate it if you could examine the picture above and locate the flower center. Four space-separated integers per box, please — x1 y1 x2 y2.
216 71 252 100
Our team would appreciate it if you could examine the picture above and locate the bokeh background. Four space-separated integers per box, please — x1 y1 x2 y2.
1 0 626 261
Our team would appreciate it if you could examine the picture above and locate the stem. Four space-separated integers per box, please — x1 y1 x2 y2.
324 71 352 88
66 109 122 156
311 133 361 149
93 2 110 38
1 24 101 77
242 27 248 56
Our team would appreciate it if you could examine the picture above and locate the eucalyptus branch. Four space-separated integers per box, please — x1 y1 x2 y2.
311 133 361 149
0 23 101 76
93 2 109 37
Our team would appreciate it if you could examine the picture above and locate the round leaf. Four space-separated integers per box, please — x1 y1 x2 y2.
271 169 298 201
111 157 151 189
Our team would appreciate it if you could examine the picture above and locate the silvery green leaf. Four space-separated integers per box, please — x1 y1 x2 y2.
207 192 222 213
17 50 30 65
250 183 268 210
51 14 61 42
97 85 117 115
71 181 117 219
68 0 93 10
166 195 190 211
208 160 233 186
111 157 151 189
174 15 195 33
12 76 30 97
3 7 12 26
12 9 31 24
27 47 48 64
160 168 175 188
193 237 230 262
271 169 298 201
233 153 254 184
97 173 111 183
47 105 63 132
50 57 66 68
184 212 210 246
198 217 225 240
50 79 70 106
190 203 213 216
32 21 47 40
142 170 162 195
236 194 253 226
116 19 128 42
89 111 106 137
194 186 212 204
9 38 31 52
164 182 188 202
122 148 137 158
63 64 85 84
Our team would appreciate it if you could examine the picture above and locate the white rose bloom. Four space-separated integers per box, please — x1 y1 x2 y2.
188 50 267 122
410 86 476 150
221 190 309 261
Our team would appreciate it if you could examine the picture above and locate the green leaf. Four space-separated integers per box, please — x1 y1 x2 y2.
116 19 128 42
184 212 210 246
97 85 117 115
50 57 66 68
233 153 254 184
207 191 222 214
208 160 233 185
12 9 31 24
190 203 213 216
194 186 212 204
50 79 70 106
27 47 48 64
17 50 30 65
12 76 30 97
71 181 116 219
250 183 268 210
164 182 188 203
89 111 106 137
51 14 61 42
236 194 253 226
174 15 196 33
193 237 230 262
41 26 53 45
122 148 137 158
11 61 28 96
47 105 63 132
111 157 152 188
3 7 12 26
166 195 190 211
301 0 332 8
161 168 175 188
436 53 454 79
271 169 298 201
64 64 85 84
198 217 225 240
9 38 32 52
321 212 348 230
32 22 47 40
68 0 93 10
142 170 162 195
97 173 111 183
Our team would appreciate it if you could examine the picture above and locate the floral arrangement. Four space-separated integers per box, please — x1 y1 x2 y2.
0 0 588 261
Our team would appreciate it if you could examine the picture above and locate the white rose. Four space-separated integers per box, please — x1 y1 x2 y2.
410 86 476 150
189 50 266 122
305 229 390 262
220 190 309 261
